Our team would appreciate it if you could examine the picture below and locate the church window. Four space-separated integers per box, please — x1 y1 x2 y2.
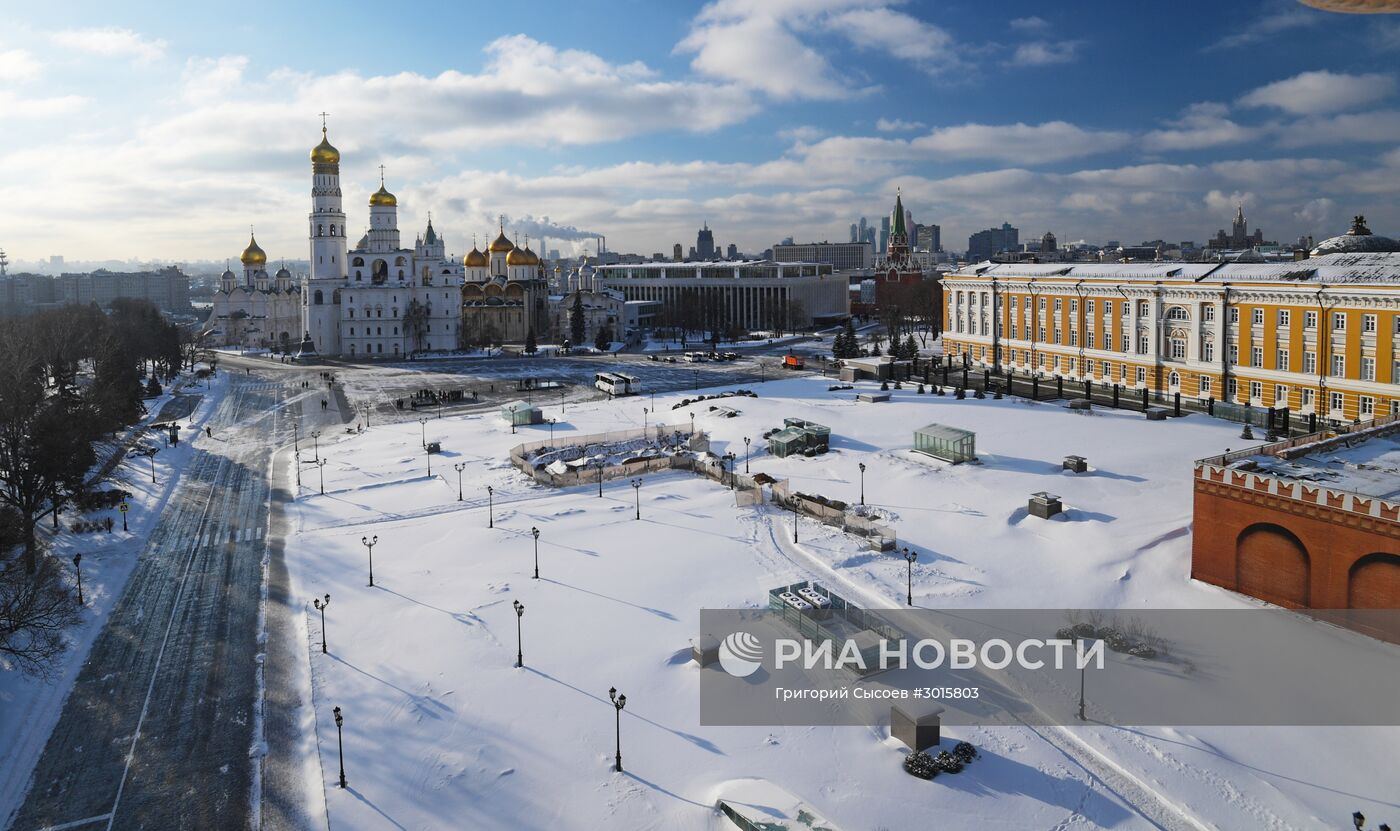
314 290 323 305
349 309 354 318
330 226 337 236
318 225 324 236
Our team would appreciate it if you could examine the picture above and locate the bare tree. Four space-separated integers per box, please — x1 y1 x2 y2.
0 556 81 676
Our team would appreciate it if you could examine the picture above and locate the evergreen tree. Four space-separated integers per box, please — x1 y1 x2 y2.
569 293 585 346
524 327 537 355
594 326 612 352
842 318 857 355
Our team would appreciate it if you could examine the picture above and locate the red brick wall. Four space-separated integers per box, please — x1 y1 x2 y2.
1192 472 1400 610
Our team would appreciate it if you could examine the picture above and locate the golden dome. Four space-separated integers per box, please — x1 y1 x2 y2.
310 128 340 165
369 184 397 207
506 246 531 266
488 230 514 253
240 234 267 267
521 246 540 266
463 247 488 268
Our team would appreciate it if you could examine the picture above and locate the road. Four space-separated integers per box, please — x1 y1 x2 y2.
7 368 340 831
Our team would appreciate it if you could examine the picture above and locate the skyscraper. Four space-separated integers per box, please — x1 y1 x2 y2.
879 216 890 254
966 222 1019 262
850 223 859 243
696 223 716 259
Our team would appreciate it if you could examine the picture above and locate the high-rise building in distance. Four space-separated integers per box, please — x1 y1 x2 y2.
696 223 716 259
967 222 1020 261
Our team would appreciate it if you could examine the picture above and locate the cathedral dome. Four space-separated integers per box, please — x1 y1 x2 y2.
488 230 515 253
369 184 397 207
276 265 292 279
1311 215 1400 256
463 247 488 268
506 246 532 266
310 129 340 165
240 234 267 267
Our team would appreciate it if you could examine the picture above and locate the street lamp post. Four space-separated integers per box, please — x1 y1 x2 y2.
292 420 299 452
724 452 736 490
689 411 695 435
608 687 627 773
744 437 751 473
642 407 647 434
120 501 128 531
631 478 641 519
149 450 158 483
901 546 917 606
513 599 525 668
597 459 604 498
531 526 540 579
294 449 302 487
316 458 327 494
858 462 866 506
419 417 428 448
791 494 799 543
425 445 432 478
361 535 378 587
333 707 347 788
311 430 321 462
313 593 330 653
548 418 556 445
487 485 494 528
454 462 466 500
361 403 371 428
72 553 83 605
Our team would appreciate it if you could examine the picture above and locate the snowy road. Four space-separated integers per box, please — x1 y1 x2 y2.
6 366 343 831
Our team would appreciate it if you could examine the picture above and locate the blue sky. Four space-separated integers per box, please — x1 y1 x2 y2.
3 0 1400 264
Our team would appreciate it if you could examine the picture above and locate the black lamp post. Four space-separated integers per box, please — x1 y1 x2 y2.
313 593 330 653
487 485 494 528
631 478 642 519
724 452 736 490
901 546 917 606
120 500 128 531
294 449 302 487
513 599 525 668
425 444 432 478
454 462 466 500
689 411 695 435
361 535 378 587
597 459 604 498
531 526 540 579
1075 636 1102 722
744 437 751 473
642 407 648 433
292 420 299 451
791 494 799 543
72 553 83 605
333 706 347 788
418 417 428 448
361 403 371 428
149 449 158 483
858 462 866 506
608 687 627 773
316 458 327 494
548 417 556 445
311 430 321 462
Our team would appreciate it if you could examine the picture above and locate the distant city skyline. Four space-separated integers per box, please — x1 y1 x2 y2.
3 1 1400 263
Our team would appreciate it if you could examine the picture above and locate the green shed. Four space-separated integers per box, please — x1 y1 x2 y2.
913 423 976 464
501 400 542 426
768 427 808 458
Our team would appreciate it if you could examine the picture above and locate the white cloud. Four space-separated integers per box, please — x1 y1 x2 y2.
51 27 167 62
1009 16 1049 31
912 121 1129 163
1239 70 1395 115
0 90 88 118
1008 41 1081 67
676 0 959 99
1143 102 1262 151
1273 109 1400 146
1203 189 1254 216
1206 2 1318 51
875 118 925 132
778 125 825 142
1295 197 1335 227
0 48 42 82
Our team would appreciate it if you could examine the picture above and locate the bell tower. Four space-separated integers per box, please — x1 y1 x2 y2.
309 114 347 280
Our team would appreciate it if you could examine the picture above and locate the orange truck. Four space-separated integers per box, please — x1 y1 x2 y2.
782 354 805 370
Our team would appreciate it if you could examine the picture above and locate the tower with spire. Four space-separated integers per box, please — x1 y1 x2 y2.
308 114 347 280
886 188 911 267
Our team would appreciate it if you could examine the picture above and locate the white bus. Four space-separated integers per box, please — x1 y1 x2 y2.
683 352 708 363
595 372 640 397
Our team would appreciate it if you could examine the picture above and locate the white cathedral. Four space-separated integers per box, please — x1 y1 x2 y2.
211 124 466 358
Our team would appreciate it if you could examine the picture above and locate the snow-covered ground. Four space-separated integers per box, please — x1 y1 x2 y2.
0 371 230 821
283 375 1399 830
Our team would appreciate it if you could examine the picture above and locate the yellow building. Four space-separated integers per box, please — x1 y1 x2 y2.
941 219 1400 423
